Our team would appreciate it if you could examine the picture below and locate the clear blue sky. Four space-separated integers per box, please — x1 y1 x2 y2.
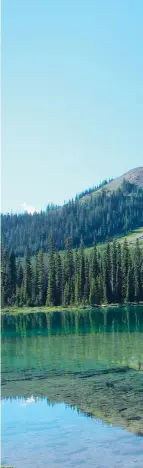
2 0 143 213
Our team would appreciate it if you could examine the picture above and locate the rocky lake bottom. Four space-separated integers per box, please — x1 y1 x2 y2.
1 306 143 467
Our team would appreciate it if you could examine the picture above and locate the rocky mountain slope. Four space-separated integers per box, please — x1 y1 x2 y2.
104 167 143 192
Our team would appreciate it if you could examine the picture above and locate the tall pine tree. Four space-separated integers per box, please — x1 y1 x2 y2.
122 238 130 300
79 239 85 302
46 234 56 306
23 246 32 305
126 257 134 302
134 239 142 302
112 239 117 302
104 243 112 303
55 251 63 305
116 243 123 303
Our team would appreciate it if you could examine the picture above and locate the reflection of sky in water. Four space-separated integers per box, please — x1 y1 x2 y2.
2 399 143 468
2 309 143 467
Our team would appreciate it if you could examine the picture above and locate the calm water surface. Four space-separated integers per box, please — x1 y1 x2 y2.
2 306 143 467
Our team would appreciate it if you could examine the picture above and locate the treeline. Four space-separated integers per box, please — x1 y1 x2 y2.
76 178 112 200
1 236 143 308
2 181 143 257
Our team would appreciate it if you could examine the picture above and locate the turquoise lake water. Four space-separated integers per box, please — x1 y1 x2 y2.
1 306 143 467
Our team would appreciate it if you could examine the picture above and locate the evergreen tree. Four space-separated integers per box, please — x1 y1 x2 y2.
122 238 130 300
37 251 45 305
1 246 7 307
1 233 143 308
2 181 143 256
84 257 90 303
31 273 36 306
79 239 85 302
9 250 17 300
134 239 142 302
55 251 62 305
63 281 70 306
126 258 134 302
116 243 123 303
89 277 100 305
16 260 24 306
141 262 143 301
112 239 117 301
46 234 56 306
64 237 74 304
91 243 99 280
17 260 23 288
104 243 112 303
89 278 96 305
23 246 32 305
35 252 40 304
1 248 13 306
90 277 101 305
74 249 80 304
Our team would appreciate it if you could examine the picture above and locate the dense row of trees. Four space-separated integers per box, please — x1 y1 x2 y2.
2 181 143 256
1 236 143 308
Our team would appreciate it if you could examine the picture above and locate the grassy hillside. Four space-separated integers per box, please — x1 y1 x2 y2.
38 227 143 268
2 167 143 257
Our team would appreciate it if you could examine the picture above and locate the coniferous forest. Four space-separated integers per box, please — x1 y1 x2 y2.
2 180 143 257
1 237 143 308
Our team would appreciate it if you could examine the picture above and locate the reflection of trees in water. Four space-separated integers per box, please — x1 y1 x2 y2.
1 306 143 335
2 308 143 436
2 322 143 376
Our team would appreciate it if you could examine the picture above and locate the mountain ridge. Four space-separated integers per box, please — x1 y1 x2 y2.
79 167 143 202
103 166 143 191
2 166 143 256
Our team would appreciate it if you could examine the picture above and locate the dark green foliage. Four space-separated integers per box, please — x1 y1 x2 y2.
1 238 143 308
126 259 135 302
63 282 70 306
89 277 101 305
9 251 17 298
1 247 11 306
2 182 143 256
55 251 63 305
23 246 32 306
36 251 46 306
78 240 85 302
134 239 142 302
64 237 74 304
16 260 23 288
74 249 80 304
104 243 112 303
1 248 17 306
116 243 123 303
46 234 56 306
91 243 99 281
89 278 97 305
112 239 117 302
122 238 130 300
84 257 90 303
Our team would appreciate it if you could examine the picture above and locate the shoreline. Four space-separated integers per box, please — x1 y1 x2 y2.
1 302 143 315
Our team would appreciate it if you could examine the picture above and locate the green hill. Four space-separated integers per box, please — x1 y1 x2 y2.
2 167 143 257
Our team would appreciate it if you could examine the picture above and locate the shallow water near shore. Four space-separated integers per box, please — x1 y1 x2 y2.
1 306 143 467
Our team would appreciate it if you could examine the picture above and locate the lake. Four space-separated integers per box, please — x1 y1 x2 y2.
1 306 143 467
